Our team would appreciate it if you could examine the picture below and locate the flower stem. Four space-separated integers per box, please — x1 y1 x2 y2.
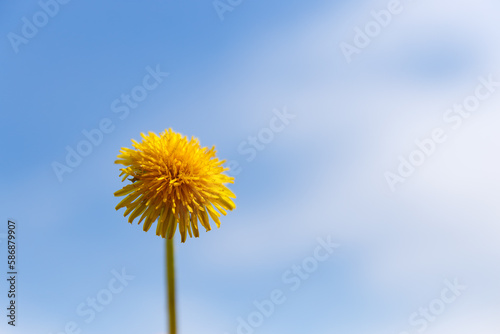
166 238 177 334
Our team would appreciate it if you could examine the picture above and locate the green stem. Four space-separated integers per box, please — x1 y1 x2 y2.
166 238 177 334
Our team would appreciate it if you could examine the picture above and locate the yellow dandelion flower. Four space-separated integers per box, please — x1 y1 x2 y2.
114 129 236 242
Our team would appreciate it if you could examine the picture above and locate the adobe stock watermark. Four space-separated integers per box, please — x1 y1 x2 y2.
7 0 72 54
47 268 134 334
385 74 500 192
226 106 295 177
397 278 466 334
340 0 407 64
213 0 243 21
224 235 339 334
51 64 169 183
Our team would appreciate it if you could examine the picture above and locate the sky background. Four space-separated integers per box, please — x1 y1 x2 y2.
1 0 500 333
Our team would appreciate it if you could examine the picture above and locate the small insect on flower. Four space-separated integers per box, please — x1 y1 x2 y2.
114 129 236 242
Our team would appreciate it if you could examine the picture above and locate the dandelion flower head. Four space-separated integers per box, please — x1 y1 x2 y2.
114 129 236 242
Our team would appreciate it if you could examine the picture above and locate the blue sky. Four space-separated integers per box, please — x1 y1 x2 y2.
1 0 500 333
